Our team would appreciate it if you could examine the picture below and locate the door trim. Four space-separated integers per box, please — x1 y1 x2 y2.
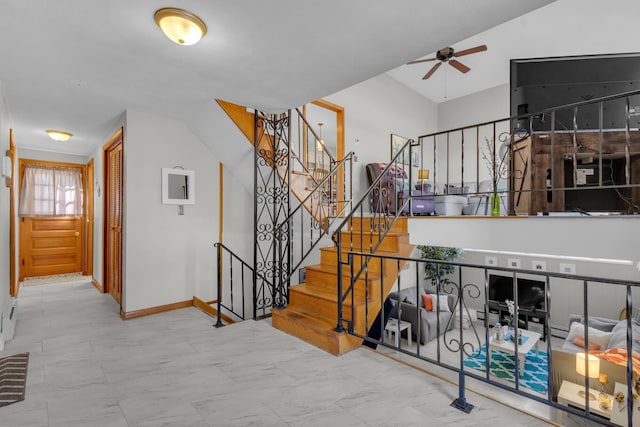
18 158 86 282
7 129 17 296
103 128 124 309
86 158 94 276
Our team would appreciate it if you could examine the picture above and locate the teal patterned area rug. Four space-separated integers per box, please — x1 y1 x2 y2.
463 345 548 394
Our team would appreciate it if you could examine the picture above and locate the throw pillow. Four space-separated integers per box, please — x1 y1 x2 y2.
567 321 613 350
579 316 617 332
430 294 450 313
421 294 433 311
608 320 640 352
572 336 601 351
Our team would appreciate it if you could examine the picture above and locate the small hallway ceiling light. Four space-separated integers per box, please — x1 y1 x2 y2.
316 122 324 152
46 130 72 142
154 8 207 46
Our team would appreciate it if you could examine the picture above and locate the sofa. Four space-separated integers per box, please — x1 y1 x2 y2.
550 314 640 399
388 286 456 345
365 163 435 215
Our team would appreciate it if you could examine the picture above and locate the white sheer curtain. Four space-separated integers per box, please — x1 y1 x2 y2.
19 165 83 216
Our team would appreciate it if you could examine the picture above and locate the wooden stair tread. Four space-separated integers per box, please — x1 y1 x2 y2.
271 308 362 355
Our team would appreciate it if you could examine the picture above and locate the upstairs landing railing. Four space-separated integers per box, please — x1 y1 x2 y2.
416 89 640 216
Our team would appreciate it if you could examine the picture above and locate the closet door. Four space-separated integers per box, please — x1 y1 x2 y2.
104 129 123 306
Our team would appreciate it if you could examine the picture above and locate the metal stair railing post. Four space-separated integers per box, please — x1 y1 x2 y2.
215 242 224 328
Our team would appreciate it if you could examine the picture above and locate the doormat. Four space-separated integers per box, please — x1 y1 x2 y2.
22 272 84 286
0 352 29 407
463 345 548 394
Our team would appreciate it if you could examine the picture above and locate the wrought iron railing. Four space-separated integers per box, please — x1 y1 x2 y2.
331 135 416 333
252 106 352 318
213 242 268 324
273 152 354 309
416 89 640 216
341 249 640 425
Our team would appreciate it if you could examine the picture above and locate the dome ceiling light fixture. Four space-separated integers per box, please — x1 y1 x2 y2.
46 130 72 142
154 8 207 46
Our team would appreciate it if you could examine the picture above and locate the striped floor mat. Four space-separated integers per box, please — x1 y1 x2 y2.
0 353 29 407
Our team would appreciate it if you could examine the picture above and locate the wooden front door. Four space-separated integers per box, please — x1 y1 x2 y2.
104 129 123 305
20 217 83 279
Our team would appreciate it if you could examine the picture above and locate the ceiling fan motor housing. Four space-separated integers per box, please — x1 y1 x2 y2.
436 47 455 62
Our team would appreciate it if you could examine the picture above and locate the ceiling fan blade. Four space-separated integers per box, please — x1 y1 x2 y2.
449 59 470 74
454 44 487 57
422 62 441 80
407 57 437 65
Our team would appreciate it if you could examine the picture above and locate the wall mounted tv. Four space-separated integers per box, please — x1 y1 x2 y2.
510 53 640 132
488 274 545 311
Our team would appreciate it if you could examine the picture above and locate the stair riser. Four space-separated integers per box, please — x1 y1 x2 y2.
288 290 365 322
271 312 363 356
345 217 408 233
304 269 380 299
320 250 398 274
339 232 408 252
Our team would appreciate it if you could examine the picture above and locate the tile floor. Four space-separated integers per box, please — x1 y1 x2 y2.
0 280 559 426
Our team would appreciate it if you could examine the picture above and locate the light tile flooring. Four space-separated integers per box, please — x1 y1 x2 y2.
0 280 558 426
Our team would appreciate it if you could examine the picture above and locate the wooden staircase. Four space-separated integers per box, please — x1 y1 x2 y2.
271 217 414 355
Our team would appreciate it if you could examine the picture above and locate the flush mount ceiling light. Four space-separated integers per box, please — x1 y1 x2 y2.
46 130 72 142
154 8 207 46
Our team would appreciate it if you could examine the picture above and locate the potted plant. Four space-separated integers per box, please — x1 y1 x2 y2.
417 245 463 287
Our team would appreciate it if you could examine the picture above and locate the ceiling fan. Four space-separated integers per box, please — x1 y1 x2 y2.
407 44 487 80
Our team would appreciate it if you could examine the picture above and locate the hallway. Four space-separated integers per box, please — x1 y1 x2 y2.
0 281 551 426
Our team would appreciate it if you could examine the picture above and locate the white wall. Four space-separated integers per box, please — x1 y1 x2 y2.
123 111 219 312
438 84 510 131
325 74 439 202
0 81 11 345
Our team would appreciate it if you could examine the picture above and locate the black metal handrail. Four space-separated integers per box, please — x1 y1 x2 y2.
418 88 640 215
347 248 640 425
418 88 640 140
214 242 268 325
331 135 414 332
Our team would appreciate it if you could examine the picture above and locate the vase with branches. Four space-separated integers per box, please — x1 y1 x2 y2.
481 136 508 216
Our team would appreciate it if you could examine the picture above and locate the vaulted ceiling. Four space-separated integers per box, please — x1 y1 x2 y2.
0 0 555 156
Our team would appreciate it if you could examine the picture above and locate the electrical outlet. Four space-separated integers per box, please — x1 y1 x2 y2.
485 256 497 267
508 258 521 269
560 263 576 275
532 260 547 271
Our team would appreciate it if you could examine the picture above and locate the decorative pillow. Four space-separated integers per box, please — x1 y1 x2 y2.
428 294 450 313
421 294 433 311
579 316 617 332
608 320 640 352
572 336 601 351
567 321 613 350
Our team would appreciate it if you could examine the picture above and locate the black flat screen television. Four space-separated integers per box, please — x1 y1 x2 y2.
510 53 640 132
488 274 545 311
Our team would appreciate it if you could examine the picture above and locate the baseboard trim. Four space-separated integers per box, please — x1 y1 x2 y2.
193 296 235 324
91 278 104 293
121 300 193 320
